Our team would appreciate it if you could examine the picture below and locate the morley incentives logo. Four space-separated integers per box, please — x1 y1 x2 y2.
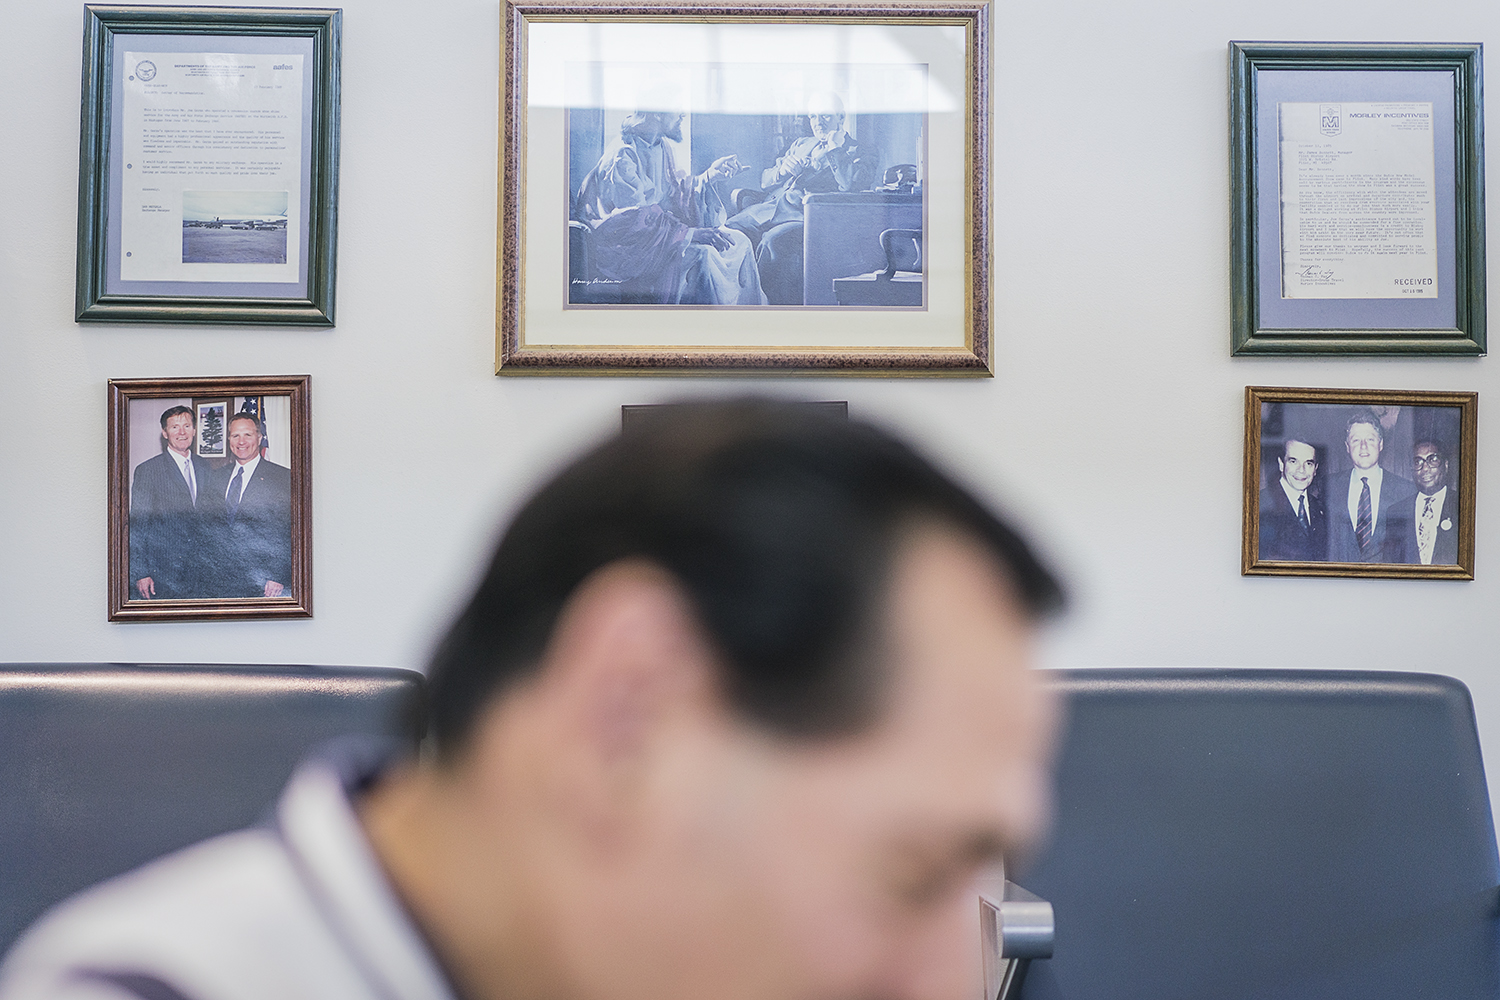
1319 103 1341 136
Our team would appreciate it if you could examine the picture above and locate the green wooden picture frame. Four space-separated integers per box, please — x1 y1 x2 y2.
77 6 341 325
1229 42 1485 356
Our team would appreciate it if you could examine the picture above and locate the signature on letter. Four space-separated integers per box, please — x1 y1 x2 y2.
1297 265 1335 281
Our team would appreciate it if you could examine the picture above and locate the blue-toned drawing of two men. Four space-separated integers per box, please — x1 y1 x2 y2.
573 101 764 305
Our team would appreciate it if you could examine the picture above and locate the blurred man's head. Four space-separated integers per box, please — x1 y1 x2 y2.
1279 439 1318 492
1414 440 1449 495
369 401 1063 1000
1346 412 1384 471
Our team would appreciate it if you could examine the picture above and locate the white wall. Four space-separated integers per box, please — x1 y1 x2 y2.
3 0 1499 798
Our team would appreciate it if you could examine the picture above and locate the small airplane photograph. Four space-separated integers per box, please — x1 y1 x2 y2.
181 190 289 264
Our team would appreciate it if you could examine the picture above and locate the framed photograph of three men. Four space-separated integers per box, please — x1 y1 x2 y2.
1243 386 1477 580
76 6 341 326
498 0 992 374
108 376 312 622
1229 42 1485 355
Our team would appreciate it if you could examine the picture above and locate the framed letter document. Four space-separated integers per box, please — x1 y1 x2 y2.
77 6 341 325
499 0 993 374
1230 43 1484 355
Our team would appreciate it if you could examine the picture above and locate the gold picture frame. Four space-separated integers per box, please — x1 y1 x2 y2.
498 0 992 374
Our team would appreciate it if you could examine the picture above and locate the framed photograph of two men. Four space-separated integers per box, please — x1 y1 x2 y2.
1229 42 1485 356
76 6 341 325
498 0 992 374
108 375 312 622
1243 386 1477 580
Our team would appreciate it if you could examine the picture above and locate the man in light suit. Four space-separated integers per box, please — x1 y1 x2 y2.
1327 410 1415 563
1258 437 1327 561
129 405 214 599
205 411 292 598
726 93 874 304
1408 439 1460 565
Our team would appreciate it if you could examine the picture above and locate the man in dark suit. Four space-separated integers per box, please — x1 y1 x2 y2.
205 411 292 598
1408 439 1460 565
1258 437 1326 561
1327 410 1415 563
129 405 214 599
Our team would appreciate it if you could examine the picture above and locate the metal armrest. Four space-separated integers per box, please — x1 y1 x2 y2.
979 877 1054 1000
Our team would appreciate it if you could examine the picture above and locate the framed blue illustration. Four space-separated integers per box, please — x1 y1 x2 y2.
499 0 992 374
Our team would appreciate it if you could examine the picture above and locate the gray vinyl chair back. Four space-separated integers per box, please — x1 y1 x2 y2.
0 663 425 957
1017 669 1500 1000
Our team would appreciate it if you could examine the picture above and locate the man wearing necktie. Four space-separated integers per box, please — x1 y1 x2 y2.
128 405 214 599
1408 440 1460 565
1327 410 1415 563
205 412 293 598
1257 437 1326 561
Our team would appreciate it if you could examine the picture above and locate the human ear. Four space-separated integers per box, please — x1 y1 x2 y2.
533 561 723 828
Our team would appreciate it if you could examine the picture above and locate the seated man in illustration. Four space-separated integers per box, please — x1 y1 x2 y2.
573 97 764 306
727 92 874 305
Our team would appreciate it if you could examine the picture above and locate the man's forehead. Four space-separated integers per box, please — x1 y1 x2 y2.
875 528 1035 722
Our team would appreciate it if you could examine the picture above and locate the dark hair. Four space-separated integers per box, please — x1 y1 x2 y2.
227 411 260 432
159 405 194 428
1281 438 1316 461
1346 409 1384 443
426 399 1064 755
1414 439 1448 460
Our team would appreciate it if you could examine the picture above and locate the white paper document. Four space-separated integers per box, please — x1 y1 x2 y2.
1278 101 1437 299
120 51 303 283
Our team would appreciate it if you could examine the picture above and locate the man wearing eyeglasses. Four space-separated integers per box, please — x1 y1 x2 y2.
1408 440 1459 565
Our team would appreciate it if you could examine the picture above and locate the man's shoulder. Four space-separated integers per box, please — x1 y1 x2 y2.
0 830 366 1000
1381 473 1416 506
133 453 170 479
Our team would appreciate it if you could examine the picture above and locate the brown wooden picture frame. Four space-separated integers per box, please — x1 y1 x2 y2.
1242 385 1476 579
108 375 312 621
498 0 992 375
